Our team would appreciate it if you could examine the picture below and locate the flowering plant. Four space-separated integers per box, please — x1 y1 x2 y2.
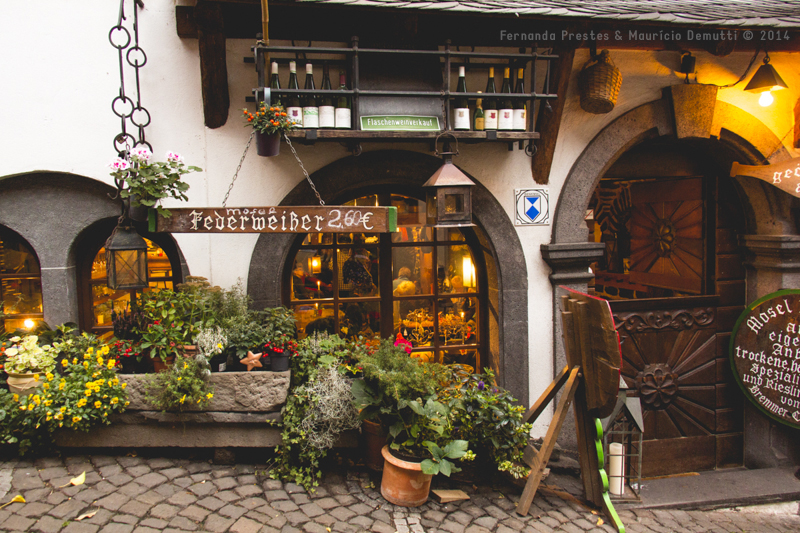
144 357 214 412
109 146 201 217
262 334 299 357
3 335 57 374
243 103 297 135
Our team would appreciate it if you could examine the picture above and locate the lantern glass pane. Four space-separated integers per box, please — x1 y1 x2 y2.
444 193 464 214
113 249 147 289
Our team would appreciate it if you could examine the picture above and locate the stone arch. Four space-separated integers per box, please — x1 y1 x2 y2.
248 150 530 402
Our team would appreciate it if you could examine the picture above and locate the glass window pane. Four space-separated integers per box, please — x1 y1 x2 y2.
0 242 39 275
340 301 380 340
2 278 42 314
293 302 336 340
91 285 133 328
337 246 378 298
291 249 334 300
438 244 477 293
392 195 431 242
302 233 335 246
393 246 433 295
395 299 434 338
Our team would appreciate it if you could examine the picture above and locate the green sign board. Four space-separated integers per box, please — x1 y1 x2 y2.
360 115 441 131
730 289 800 429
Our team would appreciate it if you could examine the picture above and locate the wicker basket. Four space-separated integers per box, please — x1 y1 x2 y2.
579 50 622 114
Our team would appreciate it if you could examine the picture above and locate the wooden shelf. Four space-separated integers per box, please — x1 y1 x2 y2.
285 129 539 145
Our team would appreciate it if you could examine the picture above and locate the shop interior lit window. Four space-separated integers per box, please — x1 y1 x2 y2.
287 194 482 373
0 227 43 333
88 239 175 337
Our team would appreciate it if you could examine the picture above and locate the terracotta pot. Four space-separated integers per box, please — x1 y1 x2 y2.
256 131 281 157
380 445 432 507
6 371 43 394
152 355 176 373
362 419 387 471
179 345 198 358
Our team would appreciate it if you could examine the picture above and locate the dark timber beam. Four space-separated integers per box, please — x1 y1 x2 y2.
532 45 575 185
196 0 230 129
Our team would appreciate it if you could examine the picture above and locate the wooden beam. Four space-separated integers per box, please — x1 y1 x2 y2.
195 0 230 129
531 45 575 184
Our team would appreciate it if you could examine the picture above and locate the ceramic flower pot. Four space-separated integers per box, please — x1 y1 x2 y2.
256 131 281 157
6 371 43 394
269 350 289 372
380 445 432 507
152 354 176 373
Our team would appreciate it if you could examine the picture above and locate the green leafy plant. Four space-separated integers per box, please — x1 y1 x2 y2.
243 103 298 135
269 334 355 491
136 289 211 362
2 335 57 374
144 357 214 411
440 370 532 479
109 146 201 217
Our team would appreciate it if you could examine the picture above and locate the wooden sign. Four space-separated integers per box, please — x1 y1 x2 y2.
150 206 397 234
730 289 800 429
730 158 800 198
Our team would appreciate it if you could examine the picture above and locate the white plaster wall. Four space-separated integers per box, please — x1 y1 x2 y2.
2 2 800 438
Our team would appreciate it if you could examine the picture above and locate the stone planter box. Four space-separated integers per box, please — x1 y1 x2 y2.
54 371 291 451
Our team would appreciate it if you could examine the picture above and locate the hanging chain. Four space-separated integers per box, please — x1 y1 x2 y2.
284 133 325 206
110 0 150 157
222 131 255 208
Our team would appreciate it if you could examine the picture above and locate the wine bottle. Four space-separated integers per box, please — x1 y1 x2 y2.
453 65 470 131
319 63 335 128
335 71 351 129
513 67 526 131
269 61 281 107
302 63 319 129
474 91 485 132
286 61 303 127
498 67 513 131
483 67 498 131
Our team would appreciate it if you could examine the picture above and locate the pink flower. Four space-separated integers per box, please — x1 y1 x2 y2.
109 158 130 171
166 151 183 163
130 145 152 162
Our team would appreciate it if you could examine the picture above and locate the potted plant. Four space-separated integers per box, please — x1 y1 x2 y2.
351 339 471 507
2 335 57 394
243 103 297 157
144 357 214 412
108 146 201 219
136 289 195 371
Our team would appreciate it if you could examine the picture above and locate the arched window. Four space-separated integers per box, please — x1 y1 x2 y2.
78 222 183 337
0 227 43 332
285 194 485 372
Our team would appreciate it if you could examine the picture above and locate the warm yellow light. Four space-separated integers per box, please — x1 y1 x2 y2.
23 319 35 329
462 256 475 288
758 91 774 107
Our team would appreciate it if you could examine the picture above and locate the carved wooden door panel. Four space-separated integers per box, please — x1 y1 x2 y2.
612 299 720 477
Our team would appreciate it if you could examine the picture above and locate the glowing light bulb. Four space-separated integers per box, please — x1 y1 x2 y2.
758 91 774 107
23 319 35 329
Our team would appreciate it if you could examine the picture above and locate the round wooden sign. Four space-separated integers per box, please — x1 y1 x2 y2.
730 289 800 429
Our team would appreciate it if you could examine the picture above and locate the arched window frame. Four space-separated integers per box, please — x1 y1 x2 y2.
0 226 43 333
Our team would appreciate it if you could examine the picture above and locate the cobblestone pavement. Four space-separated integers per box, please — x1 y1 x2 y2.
0 452 798 533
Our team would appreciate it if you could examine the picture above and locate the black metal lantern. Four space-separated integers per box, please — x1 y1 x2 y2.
105 223 148 290
424 136 475 228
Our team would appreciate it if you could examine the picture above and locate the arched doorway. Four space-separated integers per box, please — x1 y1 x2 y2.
546 88 797 472
589 137 747 476
248 150 530 403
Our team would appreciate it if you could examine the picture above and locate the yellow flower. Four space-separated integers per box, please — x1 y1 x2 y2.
44 400 51 406
27 404 33 411
103 394 108 399
87 347 94 354
206 393 213 399
55 413 63 420
107 360 115 369
72 358 77 364
84 354 90 360
217 343 223 349
72 416 81 423
58 382 65 390
42 383 49 390
61 359 68 367
19 406 25 411
103 412 108 417
183 362 188 370
179 394 186 404
84 390 92 397
110 397 119 405
197 399 201 404
33 374 39 381
124 401 130 406
94 401 102 409
12 394 19 402
97 357 104 366
45 373 54 381
76 399 87 407
60 406 67 413
177 377 182 381
83 361 89 369
121 383 127 389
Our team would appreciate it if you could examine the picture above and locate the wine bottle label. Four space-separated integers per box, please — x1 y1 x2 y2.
484 110 498 130
319 106 335 128
287 107 303 127
513 109 526 130
454 108 470 130
335 108 351 128
474 117 485 131
498 109 514 130
303 107 319 128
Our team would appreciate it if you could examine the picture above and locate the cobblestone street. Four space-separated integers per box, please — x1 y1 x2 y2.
0 452 798 533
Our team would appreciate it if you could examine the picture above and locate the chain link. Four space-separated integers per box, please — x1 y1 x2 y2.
284 133 325 206
222 131 255 208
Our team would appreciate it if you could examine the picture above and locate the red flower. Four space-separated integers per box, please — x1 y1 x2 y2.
154 320 160 325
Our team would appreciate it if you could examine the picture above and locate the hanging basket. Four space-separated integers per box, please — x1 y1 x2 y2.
579 50 622 115
256 131 281 157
